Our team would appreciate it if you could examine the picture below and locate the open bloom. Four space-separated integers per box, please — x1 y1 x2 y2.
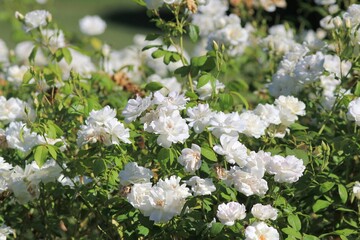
217 201 246 226
23 10 51 32
251 204 278 220
177 144 202 173
245 221 279 240
119 162 153 186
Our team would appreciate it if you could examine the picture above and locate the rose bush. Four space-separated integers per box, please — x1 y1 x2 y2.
0 0 359 239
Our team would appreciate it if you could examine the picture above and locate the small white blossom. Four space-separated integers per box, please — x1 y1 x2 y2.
23 10 51 32
79 15 106 36
213 134 248 166
186 176 216 196
275 96 306 126
251 203 278 220
177 144 202 173
245 221 279 240
122 94 153 123
186 103 214 133
217 201 246 226
353 181 360 199
119 162 153 186
266 155 305 183
347 98 360 126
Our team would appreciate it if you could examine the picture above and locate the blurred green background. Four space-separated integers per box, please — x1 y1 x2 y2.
0 0 154 49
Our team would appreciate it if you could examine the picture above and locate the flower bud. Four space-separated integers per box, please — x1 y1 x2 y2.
345 17 352 28
333 16 343 28
15 11 24 21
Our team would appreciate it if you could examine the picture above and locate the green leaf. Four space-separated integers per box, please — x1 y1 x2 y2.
62 48 72 65
191 56 207 67
47 145 57 160
145 33 160 41
282 227 302 239
287 214 301 231
201 147 217 162
230 91 249 110
337 184 348 204
174 66 190 77
290 123 309 130
29 46 38 64
151 49 166 59
185 91 198 100
189 24 200 43
93 159 107 176
145 82 163 91
137 225 149 236
23 70 33 84
320 182 335 193
219 93 233 110
132 0 146 6
303 234 320 240
312 199 332 213
197 74 214 88
334 229 357 237
210 222 223 236
34 145 48 167
354 81 360 97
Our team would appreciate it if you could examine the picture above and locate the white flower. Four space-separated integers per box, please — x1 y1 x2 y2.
0 224 14 239
79 15 106 36
0 97 35 124
15 41 47 65
122 94 153 123
186 103 214 133
251 204 278 220
195 79 225 100
152 109 189 148
254 104 281 125
128 176 191 223
127 182 153 209
275 95 306 126
209 112 245 138
213 134 248 166
231 168 268 196
6 65 29 87
323 55 351 78
347 98 360 126
5 121 40 153
353 181 360 199
41 29 66 52
23 10 51 32
238 111 268 138
186 176 216 196
58 48 95 79
119 162 153 186
244 151 269 179
77 106 131 146
294 52 324 83
104 118 131 144
245 221 279 240
153 91 188 111
217 201 246 226
343 4 360 27
177 144 202 173
145 0 164 9
266 155 305 183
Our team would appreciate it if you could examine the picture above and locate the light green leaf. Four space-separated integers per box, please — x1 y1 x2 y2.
201 147 217 162
34 145 48 167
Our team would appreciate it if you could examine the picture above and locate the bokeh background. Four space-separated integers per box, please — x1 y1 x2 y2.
0 0 155 49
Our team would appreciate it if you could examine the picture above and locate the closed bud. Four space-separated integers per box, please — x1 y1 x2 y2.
15 11 24 21
46 13 52 23
333 16 343 28
345 17 352 28
212 40 219 51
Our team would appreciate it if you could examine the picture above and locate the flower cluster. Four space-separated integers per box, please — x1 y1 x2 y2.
77 106 131 146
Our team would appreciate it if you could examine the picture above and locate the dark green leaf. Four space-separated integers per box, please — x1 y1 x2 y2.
145 82 163 91
210 222 223 236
